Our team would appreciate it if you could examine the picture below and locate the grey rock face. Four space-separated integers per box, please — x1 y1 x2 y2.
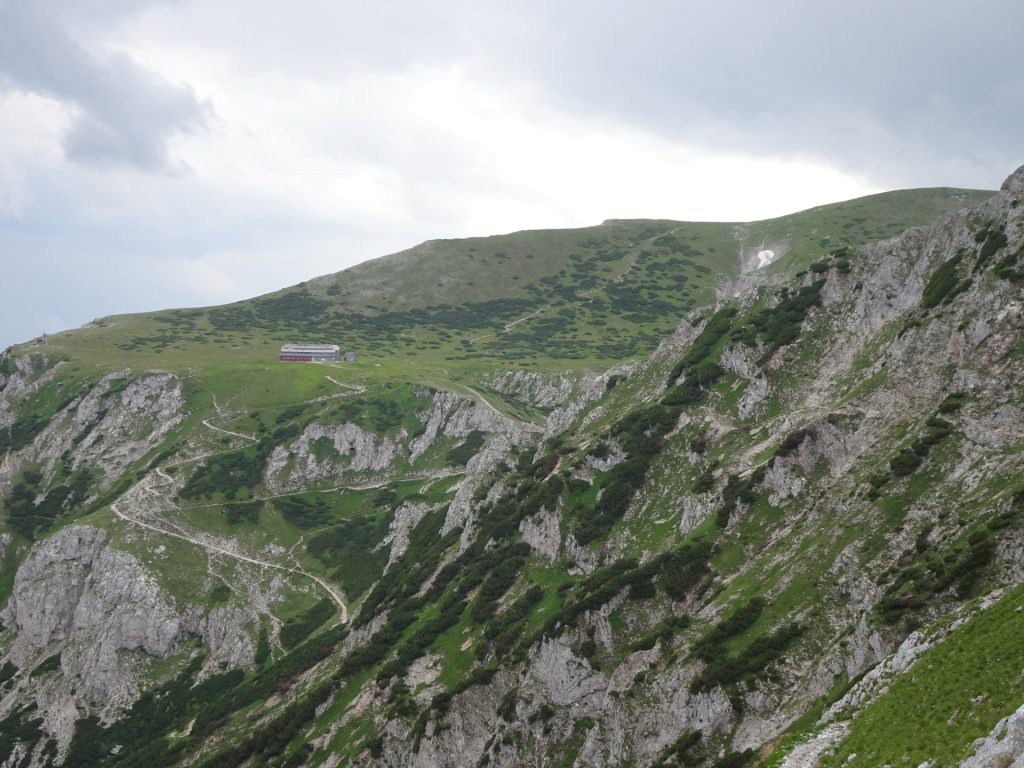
265 421 404 492
1001 162 1024 197
959 701 1024 768
519 505 561 562
2 526 109 656
384 502 432 565
2 524 254 733
721 345 771 419
442 434 516 539
587 438 626 472
528 637 606 706
0 372 186 496
485 369 581 409
0 356 66 430
761 459 806 505
679 494 714 536
425 389 538 445
543 367 620 439
265 387 540 494
3 526 193 705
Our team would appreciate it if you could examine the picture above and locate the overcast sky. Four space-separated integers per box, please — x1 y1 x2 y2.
1 0 1021 349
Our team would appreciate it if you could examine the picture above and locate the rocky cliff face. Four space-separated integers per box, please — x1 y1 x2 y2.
0 524 256 759
350 164 1024 767
0 371 186 496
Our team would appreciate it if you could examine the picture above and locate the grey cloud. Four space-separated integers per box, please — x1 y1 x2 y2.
455 0 1024 187
0 0 207 170
156 0 1022 187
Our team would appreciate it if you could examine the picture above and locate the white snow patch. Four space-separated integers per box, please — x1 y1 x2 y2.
757 249 776 268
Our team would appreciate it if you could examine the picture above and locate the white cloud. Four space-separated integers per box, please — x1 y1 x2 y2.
0 90 70 217
145 257 245 303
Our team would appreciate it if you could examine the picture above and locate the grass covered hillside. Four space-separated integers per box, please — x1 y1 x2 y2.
26 187 992 382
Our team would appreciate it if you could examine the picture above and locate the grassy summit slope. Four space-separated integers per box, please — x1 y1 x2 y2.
29 187 992 384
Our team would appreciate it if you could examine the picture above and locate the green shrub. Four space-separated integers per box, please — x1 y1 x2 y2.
497 689 518 722
1 706 44 766
224 501 261 525
272 495 333 528
775 426 816 458
209 584 231 603
744 279 826 357
470 544 530 622
306 514 389 597
879 529 1001 625
660 540 714 600
978 224 1008 264
31 653 61 677
629 615 691 652
938 392 967 413
921 254 963 309
666 307 738 385
690 622 803 693
652 730 701 768
628 576 657 600
0 413 50 455
446 430 487 465
694 597 766 661
280 598 336 648
890 448 923 476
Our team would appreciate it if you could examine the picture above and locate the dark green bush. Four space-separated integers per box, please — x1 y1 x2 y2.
978 225 1008 264
446 430 487 465
470 544 530 622
921 254 963 309
497 689 518 722
690 622 803 693
280 597 336 648
694 597 766 661
307 515 389 597
272 495 333 529
660 540 714 600
938 392 966 413
667 307 738 385
890 448 923 476
224 501 261 525
742 279 826 358
628 577 657 600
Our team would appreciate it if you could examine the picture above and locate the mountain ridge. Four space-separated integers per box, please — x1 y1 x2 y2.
12 186 993 383
0 169 1022 767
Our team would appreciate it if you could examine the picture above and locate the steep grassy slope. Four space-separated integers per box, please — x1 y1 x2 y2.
823 583 1024 767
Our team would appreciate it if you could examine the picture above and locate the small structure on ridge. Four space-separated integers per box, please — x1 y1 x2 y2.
279 343 341 363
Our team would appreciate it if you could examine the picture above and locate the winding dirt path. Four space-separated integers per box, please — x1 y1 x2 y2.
111 476 348 622
469 305 549 343
201 418 258 443
456 384 506 419
325 375 365 392
112 416 351 622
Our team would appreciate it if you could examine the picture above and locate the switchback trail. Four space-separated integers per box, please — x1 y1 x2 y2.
111 471 349 623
